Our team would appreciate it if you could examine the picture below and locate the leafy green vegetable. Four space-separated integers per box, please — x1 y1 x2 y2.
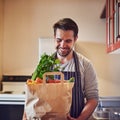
31 53 60 80
68 77 75 82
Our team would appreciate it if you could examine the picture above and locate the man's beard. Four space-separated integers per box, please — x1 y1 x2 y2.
56 46 72 57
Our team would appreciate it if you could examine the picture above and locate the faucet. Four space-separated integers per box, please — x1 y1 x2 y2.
97 100 103 111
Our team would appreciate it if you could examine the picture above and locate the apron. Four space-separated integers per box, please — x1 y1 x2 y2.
53 51 84 118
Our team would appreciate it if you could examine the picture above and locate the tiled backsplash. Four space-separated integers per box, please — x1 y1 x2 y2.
2 75 31 82
3 82 26 94
1 75 31 94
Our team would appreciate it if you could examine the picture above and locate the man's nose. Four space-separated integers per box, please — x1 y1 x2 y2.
60 41 66 47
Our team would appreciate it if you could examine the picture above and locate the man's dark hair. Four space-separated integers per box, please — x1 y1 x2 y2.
53 18 78 38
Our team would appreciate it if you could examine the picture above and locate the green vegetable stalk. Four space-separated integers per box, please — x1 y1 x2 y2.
31 53 60 80
68 77 75 82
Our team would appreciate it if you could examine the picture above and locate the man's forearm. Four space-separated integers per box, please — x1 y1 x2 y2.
77 99 98 120
22 111 27 120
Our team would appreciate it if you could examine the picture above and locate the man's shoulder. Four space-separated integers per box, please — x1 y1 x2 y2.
76 52 90 63
75 52 95 73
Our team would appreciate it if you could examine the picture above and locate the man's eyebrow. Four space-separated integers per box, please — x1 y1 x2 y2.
63 39 72 43
56 38 62 40
56 38 62 41
56 38 72 42
65 39 72 42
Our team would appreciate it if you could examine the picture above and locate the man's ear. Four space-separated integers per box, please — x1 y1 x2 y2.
54 35 56 39
74 36 78 42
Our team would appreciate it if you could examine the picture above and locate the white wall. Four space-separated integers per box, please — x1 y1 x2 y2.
0 0 3 80
2 0 120 96
2 0 106 75
75 41 120 96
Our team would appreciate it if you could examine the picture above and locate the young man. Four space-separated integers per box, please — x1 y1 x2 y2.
23 18 99 120
53 18 99 120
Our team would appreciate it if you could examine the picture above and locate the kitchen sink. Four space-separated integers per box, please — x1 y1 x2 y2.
93 111 110 120
94 97 120 119
93 109 120 120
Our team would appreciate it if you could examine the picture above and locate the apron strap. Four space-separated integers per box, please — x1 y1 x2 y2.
69 51 84 118
53 51 84 118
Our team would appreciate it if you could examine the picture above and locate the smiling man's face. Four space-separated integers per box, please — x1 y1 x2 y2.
54 28 77 57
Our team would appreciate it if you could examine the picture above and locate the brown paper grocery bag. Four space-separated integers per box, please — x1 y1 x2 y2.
25 72 74 120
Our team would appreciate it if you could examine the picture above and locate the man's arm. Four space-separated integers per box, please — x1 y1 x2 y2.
22 111 27 120
67 98 98 120
77 98 98 120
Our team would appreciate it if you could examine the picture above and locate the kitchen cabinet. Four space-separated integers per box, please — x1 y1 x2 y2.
0 105 24 120
0 94 25 120
0 78 25 120
106 0 120 53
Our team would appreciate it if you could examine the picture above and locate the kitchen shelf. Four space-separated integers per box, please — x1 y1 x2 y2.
106 0 120 53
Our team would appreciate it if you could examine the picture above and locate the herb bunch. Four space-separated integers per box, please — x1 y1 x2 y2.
31 53 60 80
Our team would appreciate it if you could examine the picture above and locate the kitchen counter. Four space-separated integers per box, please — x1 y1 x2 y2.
0 81 26 105
0 93 25 120
0 94 25 105
93 96 120 120
0 82 25 120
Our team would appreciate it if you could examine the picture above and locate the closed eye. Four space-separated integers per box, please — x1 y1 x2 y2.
65 39 72 43
56 38 62 43
56 38 72 43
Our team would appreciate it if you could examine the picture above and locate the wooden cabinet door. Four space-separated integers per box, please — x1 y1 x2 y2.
106 0 120 53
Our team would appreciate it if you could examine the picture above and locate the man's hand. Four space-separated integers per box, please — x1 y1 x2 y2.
66 99 98 120
66 113 78 120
